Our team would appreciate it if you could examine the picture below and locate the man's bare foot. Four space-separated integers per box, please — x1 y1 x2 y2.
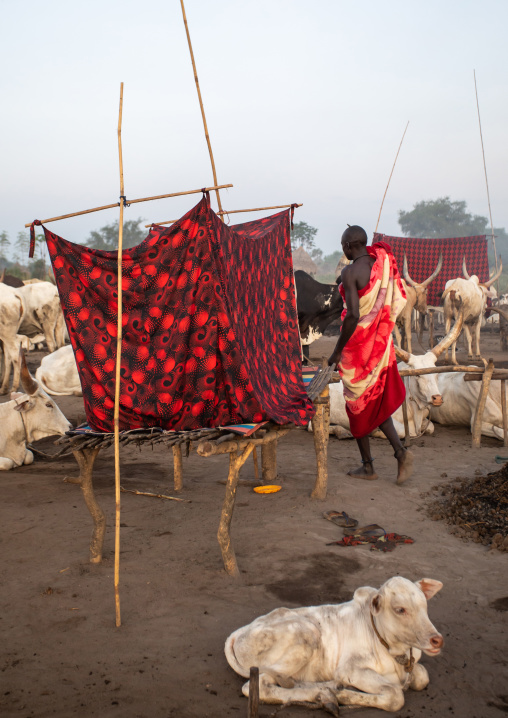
395 448 414 484
347 460 378 481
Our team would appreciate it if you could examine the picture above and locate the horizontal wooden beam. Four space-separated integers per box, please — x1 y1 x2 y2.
146 203 302 228
398 364 485 377
464 371 508 381
25 184 233 228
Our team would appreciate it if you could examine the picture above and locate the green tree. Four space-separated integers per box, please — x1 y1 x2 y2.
0 231 10 263
398 197 488 238
291 221 318 251
12 231 30 264
85 218 146 250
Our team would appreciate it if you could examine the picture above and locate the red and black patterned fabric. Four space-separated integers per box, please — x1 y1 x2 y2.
373 233 489 306
42 194 314 432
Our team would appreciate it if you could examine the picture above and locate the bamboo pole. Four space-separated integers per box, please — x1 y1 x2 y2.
180 0 224 217
114 82 124 629
24 184 233 228
474 70 499 272
374 121 409 234
146 203 303 228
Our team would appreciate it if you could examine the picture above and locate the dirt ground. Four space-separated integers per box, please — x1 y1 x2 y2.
2 336 508 718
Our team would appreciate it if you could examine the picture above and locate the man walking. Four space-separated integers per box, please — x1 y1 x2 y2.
328 225 413 484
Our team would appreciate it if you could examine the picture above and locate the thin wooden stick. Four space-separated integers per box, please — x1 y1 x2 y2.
120 487 190 502
180 0 224 216
248 667 260 718
374 121 409 234
472 358 494 448
501 380 508 447
114 82 124 629
24 184 233 227
474 70 499 272
398 364 485 377
146 203 303 228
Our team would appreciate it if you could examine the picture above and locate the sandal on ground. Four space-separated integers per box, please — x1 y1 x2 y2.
322 510 359 530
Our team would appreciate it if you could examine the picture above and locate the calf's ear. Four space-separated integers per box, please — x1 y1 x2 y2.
415 579 443 600
371 593 383 614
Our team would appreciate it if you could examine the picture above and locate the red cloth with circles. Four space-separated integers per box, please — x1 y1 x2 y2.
43 194 314 432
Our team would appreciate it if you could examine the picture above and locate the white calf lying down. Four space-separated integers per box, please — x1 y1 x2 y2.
225 576 443 714
0 352 71 470
35 345 82 396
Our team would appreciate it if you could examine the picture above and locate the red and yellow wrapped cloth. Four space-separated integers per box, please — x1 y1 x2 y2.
338 242 407 438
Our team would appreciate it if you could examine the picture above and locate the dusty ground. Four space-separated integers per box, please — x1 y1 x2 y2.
2 337 508 718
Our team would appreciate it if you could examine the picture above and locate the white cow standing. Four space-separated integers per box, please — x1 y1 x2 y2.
442 256 502 363
0 351 71 470
13 281 66 354
322 310 464 439
225 576 444 714
35 345 82 396
0 283 25 394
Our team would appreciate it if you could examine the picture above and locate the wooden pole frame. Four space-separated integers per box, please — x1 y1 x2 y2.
180 0 224 216
374 121 409 234
24 184 233 228
473 70 499 272
114 82 125 628
145 203 303 228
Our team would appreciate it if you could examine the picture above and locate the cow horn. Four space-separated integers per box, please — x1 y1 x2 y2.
484 256 503 288
462 256 471 280
431 305 464 358
403 253 418 288
421 252 443 288
19 348 38 395
393 343 411 363
489 306 508 322
0 267 4 282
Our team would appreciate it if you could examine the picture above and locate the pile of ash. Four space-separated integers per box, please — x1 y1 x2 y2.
427 463 508 551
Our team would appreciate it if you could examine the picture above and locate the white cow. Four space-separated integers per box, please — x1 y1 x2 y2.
0 283 24 394
35 345 82 396
225 576 444 714
442 257 502 363
430 372 508 440
0 351 71 470
394 253 443 353
322 310 464 439
13 281 66 354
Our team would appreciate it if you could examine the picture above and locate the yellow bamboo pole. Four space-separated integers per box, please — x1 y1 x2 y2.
24 184 233 228
374 121 409 234
180 0 224 217
114 82 124 628
473 69 499 273
145 203 303 228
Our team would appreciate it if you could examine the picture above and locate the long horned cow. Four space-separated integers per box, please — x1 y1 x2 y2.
323 308 464 440
394 252 443 353
441 255 502 363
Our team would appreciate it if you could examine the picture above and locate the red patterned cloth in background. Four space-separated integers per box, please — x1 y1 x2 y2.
373 233 489 307
43 193 314 432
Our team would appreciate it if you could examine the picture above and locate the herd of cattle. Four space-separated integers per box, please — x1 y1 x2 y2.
0 257 507 470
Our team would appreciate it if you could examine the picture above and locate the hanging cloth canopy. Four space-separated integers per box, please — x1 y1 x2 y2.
41 193 314 432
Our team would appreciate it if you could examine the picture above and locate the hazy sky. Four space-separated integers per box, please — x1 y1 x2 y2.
1 0 507 259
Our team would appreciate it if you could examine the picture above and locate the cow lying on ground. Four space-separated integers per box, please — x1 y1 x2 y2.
295 270 343 358
35 345 82 396
0 351 71 470
225 576 443 714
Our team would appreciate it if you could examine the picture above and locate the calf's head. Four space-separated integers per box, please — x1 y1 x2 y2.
12 351 72 442
371 576 444 656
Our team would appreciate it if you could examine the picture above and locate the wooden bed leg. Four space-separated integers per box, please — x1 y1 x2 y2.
501 379 508 447
472 358 494 448
311 385 330 500
72 446 105 564
261 441 277 483
217 444 254 577
248 666 260 718
252 448 259 482
172 444 183 491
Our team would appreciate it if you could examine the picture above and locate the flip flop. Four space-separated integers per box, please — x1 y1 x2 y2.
322 510 359 530
351 524 386 539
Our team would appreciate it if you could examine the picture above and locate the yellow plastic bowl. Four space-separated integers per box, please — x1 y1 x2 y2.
253 484 282 494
